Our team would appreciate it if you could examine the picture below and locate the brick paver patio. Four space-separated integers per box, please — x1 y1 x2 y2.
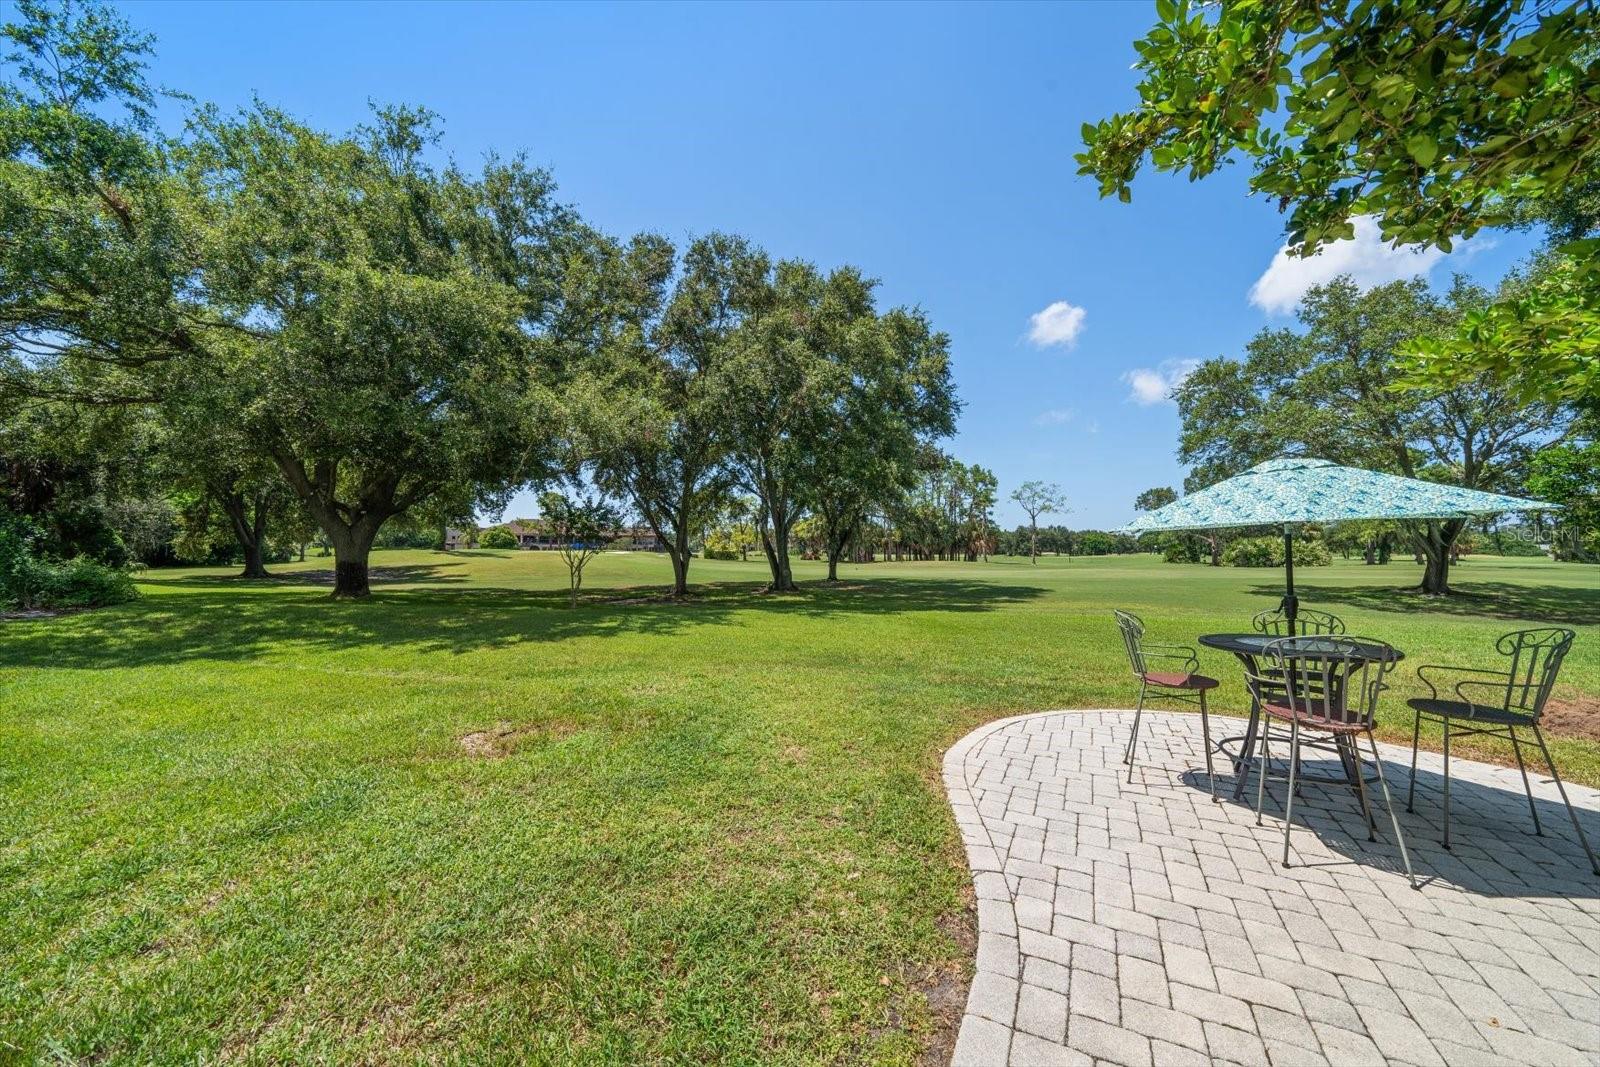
945 710 1600 1066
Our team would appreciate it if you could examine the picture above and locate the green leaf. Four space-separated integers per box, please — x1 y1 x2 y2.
1406 133 1439 166
1491 72 1530 97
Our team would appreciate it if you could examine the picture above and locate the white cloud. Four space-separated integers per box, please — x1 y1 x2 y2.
1034 407 1076 426
1027 300 1087 348
1248 215 1449 315
1123 359 1199 406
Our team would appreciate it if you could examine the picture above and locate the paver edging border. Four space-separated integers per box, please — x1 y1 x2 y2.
942 709 1140 1063
940 708 1600 1066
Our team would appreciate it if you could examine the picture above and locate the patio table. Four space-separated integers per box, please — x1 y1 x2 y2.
1199 633 1404 801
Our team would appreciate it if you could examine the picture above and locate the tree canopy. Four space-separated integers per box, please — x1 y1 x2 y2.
1174 274 1567 592
1079 0 1600 408
181 104 577 595
1010 480 1068 563
2 0 970 603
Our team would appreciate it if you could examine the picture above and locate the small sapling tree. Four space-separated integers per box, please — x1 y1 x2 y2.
539 490 621 607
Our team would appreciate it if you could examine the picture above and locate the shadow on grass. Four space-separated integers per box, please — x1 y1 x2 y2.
150 562 471 588
1249 580 1600 627
0 576 1049 670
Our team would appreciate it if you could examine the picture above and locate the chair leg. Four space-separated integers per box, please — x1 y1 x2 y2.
1125 680 1147 767
1507 726 1543 837
1255 721 1272 827
1406 710 1422 813
1232 700 1260 802
1199 689 1216 800
1126 681 1147 783
1441 720 1452 851
1366 731 1418 890
1350 735 1377 843
1531 724 1600 877
1282 719 1299 868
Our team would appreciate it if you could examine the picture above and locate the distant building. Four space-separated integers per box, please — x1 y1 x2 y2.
493 520 665 551
611 524 665 552
443 527 474 550
503 520 562 550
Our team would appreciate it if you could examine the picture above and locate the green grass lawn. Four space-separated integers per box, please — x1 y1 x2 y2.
3 549 1598 1064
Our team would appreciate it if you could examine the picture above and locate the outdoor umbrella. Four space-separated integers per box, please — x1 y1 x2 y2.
1121 457 1559 627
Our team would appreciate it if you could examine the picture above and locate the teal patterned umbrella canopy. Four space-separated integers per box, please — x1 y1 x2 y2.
1123 457 1558 533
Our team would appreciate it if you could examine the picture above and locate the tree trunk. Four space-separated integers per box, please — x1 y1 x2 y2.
268 453 402 599
221 491 271 579
771 517 796 591
437 520 448 552
1414 519 1461 595
1030 519 1038 564
238 540 269 579
824 511 857 583
669 526 691 596
759 526 779 585
324 520 380 598
760 493 798 592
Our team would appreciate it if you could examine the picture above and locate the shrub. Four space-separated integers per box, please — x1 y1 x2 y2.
1160 534 1205 563
6 555 139 610
0 510 139 610
1222 537 1331 568
479 527 518 549
1222 537 1278 567
702 527 740 560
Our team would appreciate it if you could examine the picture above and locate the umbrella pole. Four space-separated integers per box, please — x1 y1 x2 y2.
1282 524 1298 630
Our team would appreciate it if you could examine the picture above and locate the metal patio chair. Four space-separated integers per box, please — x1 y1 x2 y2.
1253 605 1346 637
1114 609 1217 797
1247 636 1417 888
1406 628 1598 875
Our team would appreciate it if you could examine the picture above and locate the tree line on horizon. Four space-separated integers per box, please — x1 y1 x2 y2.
7 1 1597 609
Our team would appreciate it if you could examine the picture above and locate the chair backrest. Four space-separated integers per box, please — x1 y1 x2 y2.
1113 609 1147 676
1252 606 1346 637
1495 628 1576 722
1249 636 1394 731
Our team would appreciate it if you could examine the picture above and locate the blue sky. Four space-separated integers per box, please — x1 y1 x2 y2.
129 1 1539 529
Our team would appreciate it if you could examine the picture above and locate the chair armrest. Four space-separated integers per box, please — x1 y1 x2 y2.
1140 647 1200 674
1415 664 1507 702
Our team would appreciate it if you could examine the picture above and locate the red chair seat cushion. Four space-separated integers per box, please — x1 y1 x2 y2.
1142 671 1219 691
1262 702 1368 733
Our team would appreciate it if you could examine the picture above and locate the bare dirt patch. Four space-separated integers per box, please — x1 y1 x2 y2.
917 888 978 1067
1542 689 1600 743
458 719 580 758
